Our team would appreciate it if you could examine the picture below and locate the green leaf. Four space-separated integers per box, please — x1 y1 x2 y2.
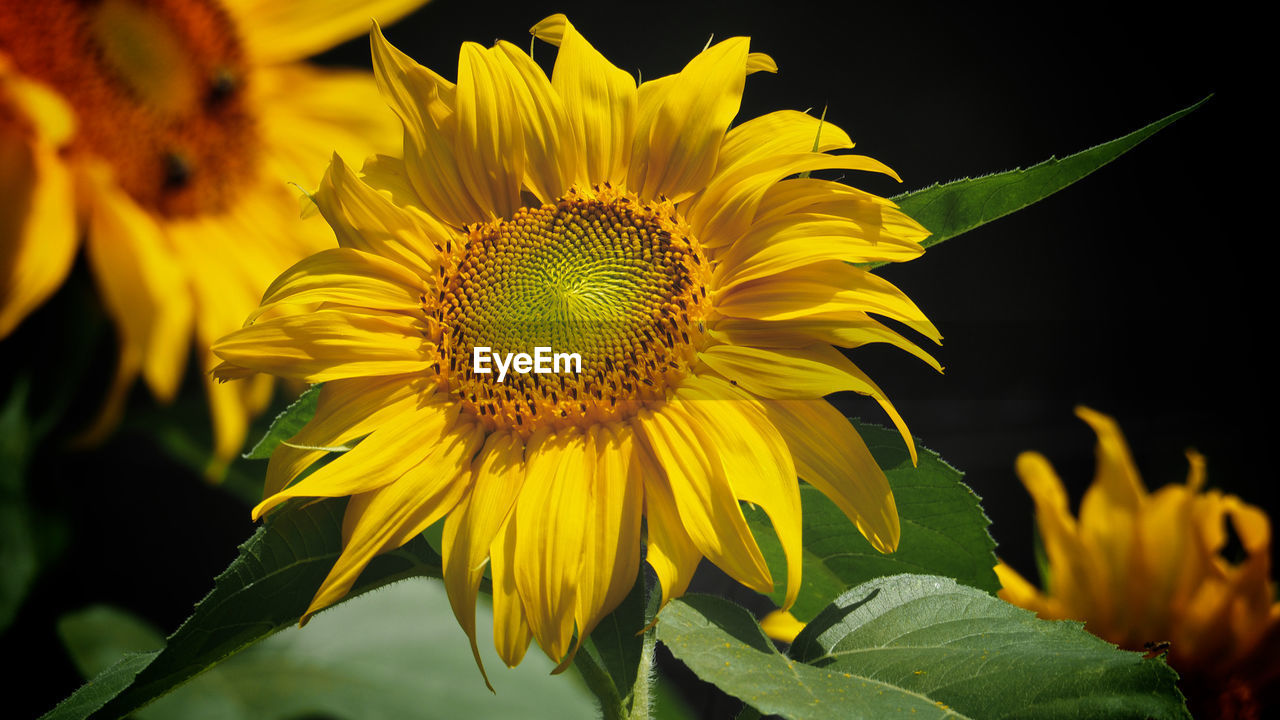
659 575 1190 720
56 581 597 720
881 96 1209 264
747 419 997 621
41 498 442 720
244 384 321 460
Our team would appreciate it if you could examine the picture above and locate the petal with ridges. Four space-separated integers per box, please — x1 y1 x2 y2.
693 153 899 250
253 398 459 519
715 260 940 343
573 424 644 641
490 512 533 667
759 397 899 553
675 375 802 608
533 14 636 186
715 215 925 291
304 420 482 620
370 24 485 226
442 431 526 688
636 439 701 611
493 41 576 204
314 154 445 279
213 307 432 383
710 315 942 372
265 374 432 496
515 429 592 664
455 43 524 220
634 404 773 595
249 247 425 324
699 343 917 465
634 37 749 203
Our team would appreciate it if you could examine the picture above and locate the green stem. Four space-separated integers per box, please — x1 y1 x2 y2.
628 623 656 720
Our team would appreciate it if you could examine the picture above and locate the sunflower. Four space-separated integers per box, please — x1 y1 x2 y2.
997 408 1280 719
0 0 426 468
212 14 940 678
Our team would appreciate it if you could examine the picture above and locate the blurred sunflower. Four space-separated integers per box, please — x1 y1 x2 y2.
213 15 940 679
0 0 425 468
997 407 1280 719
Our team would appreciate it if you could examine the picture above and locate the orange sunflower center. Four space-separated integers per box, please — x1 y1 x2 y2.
0 0 257 216
436 185 711 434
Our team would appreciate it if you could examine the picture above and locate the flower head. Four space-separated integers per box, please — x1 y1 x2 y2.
0 0 424 467
213 15 940 679
997 407 1280 718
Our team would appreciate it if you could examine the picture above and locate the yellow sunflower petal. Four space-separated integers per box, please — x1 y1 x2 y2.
492 41 577 204
254 65 401 187
82 167 193 405
1016 451 1104 620
304 419 482 621
0 105 77 338
760 609 804 644
370 24 485 226
692 153 900 250
514 428 592 664
249 247 425 324
573 424 644 640
676 375 803 608
1076 406 1146 509
638 443 702 611
213 307 432 383
713 110 853 180
635 403 773 595
631 37 749 203
532 14 636 187
759 397 900 553
994 561 1056 616
443 430 526 688
700 343 917 465
490 511 533 667
711 315 942 372
715 214 926 290
253 398 460 519
314 154 445 280
265 374 432 496
455 43 524 220
715 260 940 343
224 0 425 65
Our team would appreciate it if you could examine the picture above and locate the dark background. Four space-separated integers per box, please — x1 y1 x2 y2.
7 1 1259 718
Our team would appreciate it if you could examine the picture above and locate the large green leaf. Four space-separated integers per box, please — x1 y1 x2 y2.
880 96 1209 265
40 498 442 720
57 580 596 720
747 419 997 621
658 576 1190 720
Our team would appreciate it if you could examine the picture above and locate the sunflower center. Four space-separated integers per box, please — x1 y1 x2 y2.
436 186 710 433
0 0 257 216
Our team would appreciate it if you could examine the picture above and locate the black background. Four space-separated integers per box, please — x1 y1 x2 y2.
7 1 1261 718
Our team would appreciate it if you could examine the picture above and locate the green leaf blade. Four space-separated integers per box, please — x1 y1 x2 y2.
883 96 1210 263
748 419 998 621
42 499 442 720
660 575 1189 720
